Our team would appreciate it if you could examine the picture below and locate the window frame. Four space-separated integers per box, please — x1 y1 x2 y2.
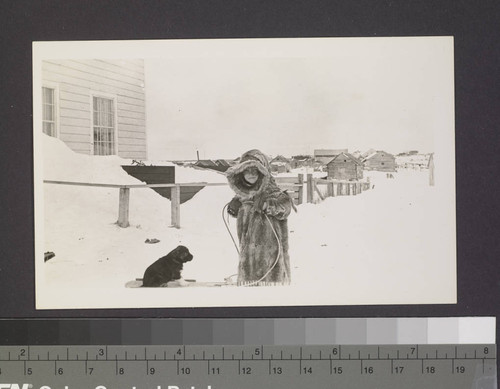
90 91 119 156
42 82 59 138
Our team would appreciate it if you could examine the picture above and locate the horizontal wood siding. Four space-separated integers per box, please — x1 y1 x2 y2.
42 59 146 159
327 159 361 180
365 152 396 172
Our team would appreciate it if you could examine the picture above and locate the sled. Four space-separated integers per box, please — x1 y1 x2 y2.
125 279 233 288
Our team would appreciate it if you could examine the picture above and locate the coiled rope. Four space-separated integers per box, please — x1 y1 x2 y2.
222 202 282 286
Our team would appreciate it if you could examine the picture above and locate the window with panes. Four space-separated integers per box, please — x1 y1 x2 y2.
93 96 116 155
42 87 56 137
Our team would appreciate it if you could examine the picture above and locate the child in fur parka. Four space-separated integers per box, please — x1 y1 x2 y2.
226 149 293 286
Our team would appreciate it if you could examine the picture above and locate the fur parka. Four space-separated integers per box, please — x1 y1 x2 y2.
226 149 292 285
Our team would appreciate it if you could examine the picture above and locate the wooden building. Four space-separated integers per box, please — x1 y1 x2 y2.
270 155 291 173
362 150 396 172
41 59 147 159
314 148 349 166
396 154 431 170
326 152 364 180
290 155 314 169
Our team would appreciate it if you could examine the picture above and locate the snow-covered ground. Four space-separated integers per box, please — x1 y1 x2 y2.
36 135 456 309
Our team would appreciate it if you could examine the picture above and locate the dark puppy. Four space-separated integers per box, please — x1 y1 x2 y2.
142 245 193 287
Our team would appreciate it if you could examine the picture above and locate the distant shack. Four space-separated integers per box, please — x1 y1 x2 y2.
362 150 396 172
290 155 314 169
314 148 349 166
270 155 291 173
326 152 364 180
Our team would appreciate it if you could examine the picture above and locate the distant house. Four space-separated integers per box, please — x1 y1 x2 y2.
270 155 291 173
314 149 349 166
41 59 147 159
360 148 376 159
271 155 290 164
362 151 396 172
397 150 419 157
290 155 314 169
351 150 362 159
396 154 431 169
326 152 364 180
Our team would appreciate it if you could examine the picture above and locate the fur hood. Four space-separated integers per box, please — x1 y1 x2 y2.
226 149 273 200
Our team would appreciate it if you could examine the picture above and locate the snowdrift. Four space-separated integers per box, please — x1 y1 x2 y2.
37 135 456 309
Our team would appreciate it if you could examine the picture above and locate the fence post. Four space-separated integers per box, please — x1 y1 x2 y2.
327 181 334 197
314 180 325 201
171 185 181 228
347 183 351 196
306 174 313 203
429 153 435 186
117 187 130 228
298 174 304 204
337 183 342 196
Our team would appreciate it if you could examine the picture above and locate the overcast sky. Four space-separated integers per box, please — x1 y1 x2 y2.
145 38 454 160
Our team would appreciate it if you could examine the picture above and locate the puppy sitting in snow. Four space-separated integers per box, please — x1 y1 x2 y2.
142 245 193 287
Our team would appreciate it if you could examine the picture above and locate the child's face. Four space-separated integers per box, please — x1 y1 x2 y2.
243 168 259 184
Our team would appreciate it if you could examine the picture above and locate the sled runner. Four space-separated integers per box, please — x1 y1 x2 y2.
125 279 233 288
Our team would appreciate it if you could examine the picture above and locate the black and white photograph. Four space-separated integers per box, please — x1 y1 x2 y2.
33 37 456 309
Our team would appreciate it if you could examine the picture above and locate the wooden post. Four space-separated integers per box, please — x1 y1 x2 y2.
314 181 325 201
429 153 435 186
347 183 351 196
298 174 304 204
307 173 313 203
353 183 357 195
337 183 342 196
117 187 130 228
171 184 181 228
327 181 334 197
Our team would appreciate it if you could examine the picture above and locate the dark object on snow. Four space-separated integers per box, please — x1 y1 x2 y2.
142 245 193 287
44 252 55 262
145 238 160 244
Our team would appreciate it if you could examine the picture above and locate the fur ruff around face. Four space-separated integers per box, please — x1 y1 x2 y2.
226 159 271 200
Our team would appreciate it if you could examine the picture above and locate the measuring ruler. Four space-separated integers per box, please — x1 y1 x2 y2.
0 344 496 389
